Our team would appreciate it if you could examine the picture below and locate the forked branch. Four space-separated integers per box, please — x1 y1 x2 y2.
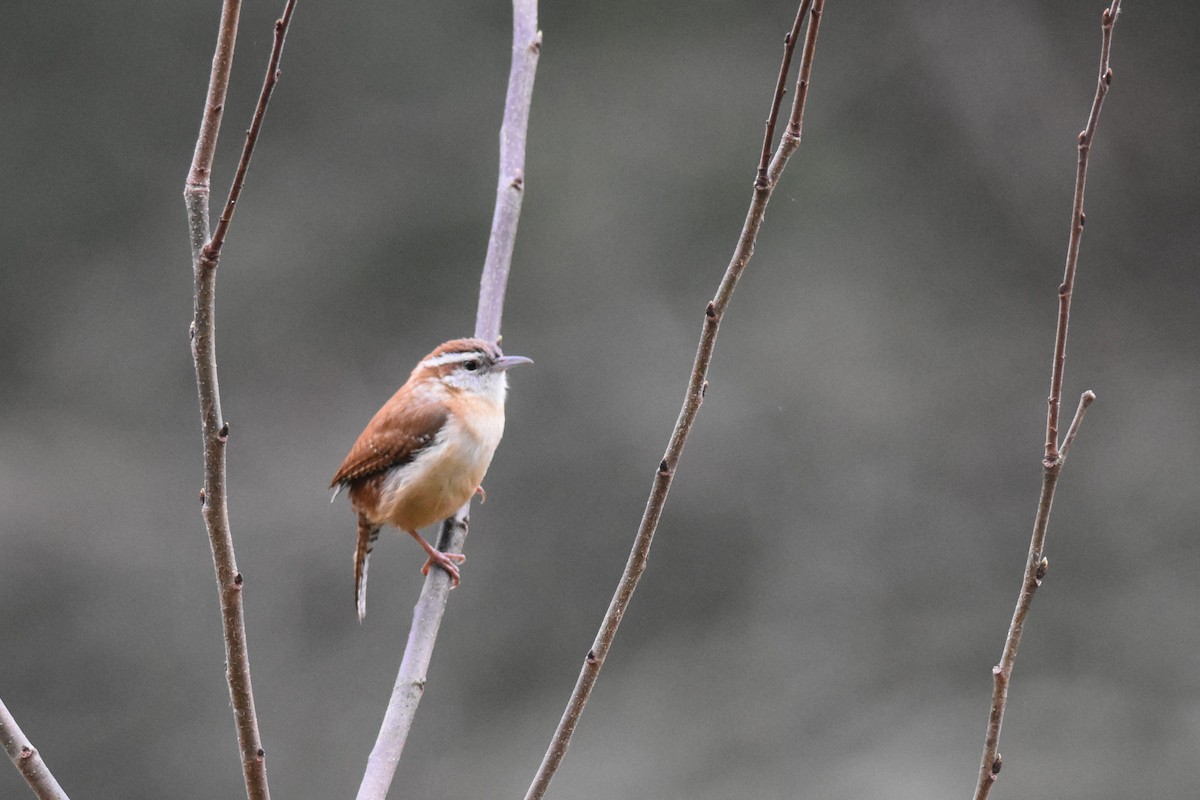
973 3 1120 798
1 696 69 800
1044 2 1119 467
756 0 812 189
207 1 298 261
524 3 826 799
182 2 297 799
354 2 541 799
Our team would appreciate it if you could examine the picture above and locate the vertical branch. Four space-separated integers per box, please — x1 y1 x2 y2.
1 696 70 800
973 4 1119 799
354 2 541 799
476 0 542 344
183 3 296 799
184 0 242 259
524 4 826 799
1044 2 1119 467
186 0 242 193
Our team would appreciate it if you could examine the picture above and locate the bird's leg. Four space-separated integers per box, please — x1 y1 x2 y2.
406 529 466 587
475 485 487 503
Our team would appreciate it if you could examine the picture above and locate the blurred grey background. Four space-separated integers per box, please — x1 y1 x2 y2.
1 1 1197 798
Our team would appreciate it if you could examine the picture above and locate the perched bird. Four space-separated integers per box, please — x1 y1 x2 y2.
331 337 531 620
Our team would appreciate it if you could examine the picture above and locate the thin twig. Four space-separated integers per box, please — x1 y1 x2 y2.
756 0 811 189
1059 390 1096 460
475 0 542 344
354 2 541 798
186 0 242 192
0 696 70 800
973 4 1119 798
786 0 822 140
207 0 298 260
1044 1 1119 467
524 4 826 799
182 3 297 799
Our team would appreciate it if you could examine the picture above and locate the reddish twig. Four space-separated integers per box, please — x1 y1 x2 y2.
354 2 541 799
973 4 1119 798
1 696 70 800
182 3 297 799
523 4 827 799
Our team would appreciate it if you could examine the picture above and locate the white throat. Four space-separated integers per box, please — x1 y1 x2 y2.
442 369 509 406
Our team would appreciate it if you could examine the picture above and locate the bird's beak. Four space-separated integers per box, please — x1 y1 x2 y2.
493 355 533 371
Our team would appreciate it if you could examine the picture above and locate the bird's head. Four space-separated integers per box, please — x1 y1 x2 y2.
413 337 533 404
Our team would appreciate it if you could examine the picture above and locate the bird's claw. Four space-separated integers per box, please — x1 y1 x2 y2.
421 551 466 587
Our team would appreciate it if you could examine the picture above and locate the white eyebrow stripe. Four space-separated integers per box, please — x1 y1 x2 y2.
420 350 486 369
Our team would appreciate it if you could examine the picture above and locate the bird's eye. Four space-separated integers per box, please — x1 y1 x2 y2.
463 359 480 372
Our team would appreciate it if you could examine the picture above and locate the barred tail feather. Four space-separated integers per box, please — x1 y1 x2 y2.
355 514 381 622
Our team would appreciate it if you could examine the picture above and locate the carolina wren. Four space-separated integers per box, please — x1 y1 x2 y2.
331 337 531 620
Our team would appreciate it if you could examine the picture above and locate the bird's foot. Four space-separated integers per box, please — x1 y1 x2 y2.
475 485 487 503
421 550 466 587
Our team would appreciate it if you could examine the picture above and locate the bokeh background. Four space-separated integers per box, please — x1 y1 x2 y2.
2 1 1197 798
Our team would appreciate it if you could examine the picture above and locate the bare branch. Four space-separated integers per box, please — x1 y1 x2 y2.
182 3 297 799
756 0 811 189
0 697 69 800
1044 1 1120 467
354 2 541 798
1059 390 1096 461
184 0 242 258
524 4 827 799
973 4 1119 798
186 0 242 192
207 0 298 260
476 0 542 344
785 0 823 142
